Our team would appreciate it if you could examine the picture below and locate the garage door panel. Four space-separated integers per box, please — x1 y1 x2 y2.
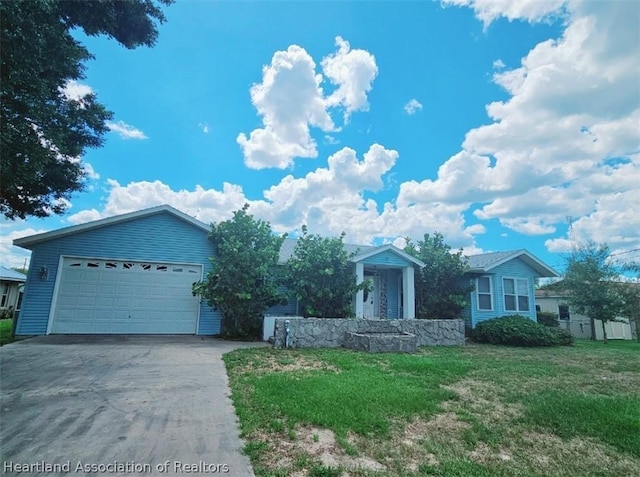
51 258 201 334
114 298 133 309
56 293 78 307
97 284 117 295
116 285 135 297
95 297 115 308
77 296 97 307
134 286 152 298
79 282 100 294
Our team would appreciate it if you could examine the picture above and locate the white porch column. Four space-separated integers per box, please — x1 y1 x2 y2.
355 262 364 318
403 266 416 319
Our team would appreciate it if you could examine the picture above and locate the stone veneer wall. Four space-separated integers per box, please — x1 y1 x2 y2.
379 271 388 319
272 317 464 349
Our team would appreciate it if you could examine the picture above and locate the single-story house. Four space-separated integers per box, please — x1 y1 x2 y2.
462 250 559 329
12 204 557 336
12 205 425 336
535 288 636 340
0 266 26 319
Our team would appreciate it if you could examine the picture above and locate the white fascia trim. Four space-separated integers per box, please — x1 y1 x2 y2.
351 244 425 267
480 250 559 277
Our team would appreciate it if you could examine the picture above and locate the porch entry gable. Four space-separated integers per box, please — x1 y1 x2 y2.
354 262 416 319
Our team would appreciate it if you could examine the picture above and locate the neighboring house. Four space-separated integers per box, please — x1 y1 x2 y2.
12 204 556 336
0 266 26 319
535 288 636 340
461 250 559 330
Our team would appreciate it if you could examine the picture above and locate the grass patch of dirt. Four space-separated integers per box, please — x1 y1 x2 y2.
225 343 640 477
235 352 341 375
247 425 385 476
441 379 524 425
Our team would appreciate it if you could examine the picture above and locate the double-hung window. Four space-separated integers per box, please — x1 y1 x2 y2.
476 276 493 311
503 278 530 312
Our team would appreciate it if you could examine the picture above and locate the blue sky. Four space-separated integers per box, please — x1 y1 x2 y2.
4 0 639 274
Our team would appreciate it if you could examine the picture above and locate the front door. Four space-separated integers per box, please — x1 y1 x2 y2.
363 276 378 318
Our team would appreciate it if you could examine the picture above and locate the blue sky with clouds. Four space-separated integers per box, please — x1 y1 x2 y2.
4 0 639 273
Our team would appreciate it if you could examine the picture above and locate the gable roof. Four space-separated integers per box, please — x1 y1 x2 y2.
536 279 640 298
13 205 210 250
0 266 26 282
535 289 565 298
467 249 558 277
277 237 370 263
278 239 425 267
351 244 426 267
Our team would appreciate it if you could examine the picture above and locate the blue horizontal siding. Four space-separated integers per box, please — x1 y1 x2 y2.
266 286 298 316
458 278 473 329
467 257 538 328
17 213 221 335
361 250 412 267
386 269 401 319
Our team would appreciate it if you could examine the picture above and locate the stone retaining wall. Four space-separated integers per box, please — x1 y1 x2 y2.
272 318 464 349
344 331 417 353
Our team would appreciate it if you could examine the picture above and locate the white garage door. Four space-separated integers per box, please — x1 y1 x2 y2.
50 257 202 334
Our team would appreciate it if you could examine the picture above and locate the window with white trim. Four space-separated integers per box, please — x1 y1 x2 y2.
476 276 493 311
1 283 9 308
503 278 530 312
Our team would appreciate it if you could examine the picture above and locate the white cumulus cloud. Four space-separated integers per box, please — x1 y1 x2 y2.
106 121 148 140
492 59 505 69
60 143 484 258
60 80 94 106
237 37 378 170
236 45 335 170
404 99 423 115
443 0 569 28
1 224 50 269
418 0 640 256
82 162 100 180
322 36 378 122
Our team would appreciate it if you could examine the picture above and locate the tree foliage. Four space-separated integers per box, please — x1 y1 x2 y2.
0 0 173 220
404 233 471 319
562 241 630 343
618 282 640 342
284 227 367 318
193 205 286 339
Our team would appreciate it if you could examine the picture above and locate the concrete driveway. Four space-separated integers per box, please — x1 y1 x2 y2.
1 336 266 476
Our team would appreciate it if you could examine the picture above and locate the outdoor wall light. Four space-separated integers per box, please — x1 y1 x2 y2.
39 266 49 281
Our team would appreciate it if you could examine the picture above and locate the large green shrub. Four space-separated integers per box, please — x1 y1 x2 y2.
284 226 368 318
474 315 573 347
403 233 471 319
550 327 574 346
193 204 286 340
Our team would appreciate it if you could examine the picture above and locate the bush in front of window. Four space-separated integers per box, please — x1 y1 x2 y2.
474 315 574 347
536 311 560 328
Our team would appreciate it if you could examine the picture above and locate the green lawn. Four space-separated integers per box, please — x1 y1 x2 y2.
0 319 15 346
223 340 640 477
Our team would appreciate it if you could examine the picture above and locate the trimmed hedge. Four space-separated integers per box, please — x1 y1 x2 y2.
474 315 574 347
